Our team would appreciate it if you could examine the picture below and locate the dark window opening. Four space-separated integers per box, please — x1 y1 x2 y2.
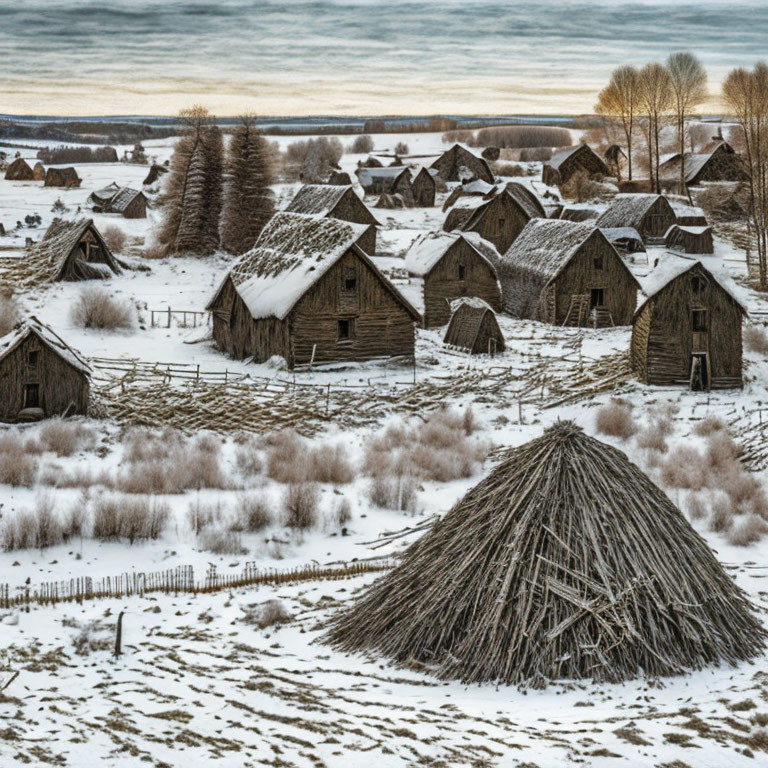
498 218 505 232
24 383 39 409
342 266 357 293
593 255 603 270
692 309 708 332
691 275 707 295
458 264 466 280
590 288 605 308
338 319 355 340
28 350 39 366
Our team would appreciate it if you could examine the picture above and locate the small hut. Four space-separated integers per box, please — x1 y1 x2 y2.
285 184 379 253
665 224 714 255
143 164 168 186
443 297 505 355
542 144 608 186
0 317 90 422
498 219 639 327
430 144 494 184
596 194 676 243
206 212 419 368
659 141 746 191
411 167 437 207
403 231 502 327
109 188 148 219
355 167 413 204
26 219 121 282
598 227 646 256
4 158 34 181
44 167 81 188
632 260 745 390
32 162 46 181
325 421 765 687
89 183 122 209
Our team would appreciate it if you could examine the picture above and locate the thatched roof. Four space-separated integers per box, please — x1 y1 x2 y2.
89 182 122 207
404 231 498 277
505 182 546 219
44 167 81 188
4 158 34 181
596 194 667 229
326 421 765 687
0 316 90 375
109 187 145 214
430 144 494 184
286 184 353 216
545 144 582 170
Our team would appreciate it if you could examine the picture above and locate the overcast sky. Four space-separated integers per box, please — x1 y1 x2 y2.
2 0 767 117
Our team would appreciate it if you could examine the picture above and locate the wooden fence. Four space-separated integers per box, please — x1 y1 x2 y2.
149 308 209 329
0 559 393 611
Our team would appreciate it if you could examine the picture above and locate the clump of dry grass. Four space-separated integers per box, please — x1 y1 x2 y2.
635 415 674 452
70 286 134 330
728 514 768 546
198 527 247 555
1 495 63 551
330 498 352 529
693 416 726 437
240 599 292 628
229 495 272 532
92 494 169 543
367 474 419 513
282 483 320 529
744 325 768 355
187 500 226 535
0 434 38 487
660 446 706 491
101 224 127 253
595 399 638 440
265 430 355 485
234 438 263 477
38 419 95 457
684 492 708 521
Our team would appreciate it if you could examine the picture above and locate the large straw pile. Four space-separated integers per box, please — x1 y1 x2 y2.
326 422 765 687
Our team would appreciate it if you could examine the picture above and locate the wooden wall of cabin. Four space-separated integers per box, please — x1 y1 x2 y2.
639 198 677 239
630 304 651 381
412 172 436 207
560 150 607 184
289 249 414 366
552 234 637 325
124 196 148 219
422 240 501 327
467 194 529 254
0 336 89 421
497 261 548 319
541 165 561 186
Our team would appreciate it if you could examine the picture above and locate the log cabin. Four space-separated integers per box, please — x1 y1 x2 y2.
206 212 419 368
596 194 677 243
4 158 34 181
499 219 639 327
443 297 505 356
430 144 494 184
403 231 502 327
285 184 379 253
411 167 437 207
542 144 608 187
631 260 745 390
0 317 90 422
665 224 714 255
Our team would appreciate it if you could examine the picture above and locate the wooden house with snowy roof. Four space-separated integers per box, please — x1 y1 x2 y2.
89 184 147 218
499 219 639 327
430 145 494 184
403 231 502 327
542 144 608 186
596 194 676 243
631 261 745 390
443 297 505 356
206 212 419 368
658 141 746 192
285 184 379 253
355 166 413 204
0 317 91 422
4 158 34 181
665 224 714 255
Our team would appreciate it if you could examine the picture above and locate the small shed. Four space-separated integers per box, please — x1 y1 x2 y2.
89 182 122 209
285 184 379 253
206 212 420 368
631 260 745 390
411 167 437 207
44 167 81 188
0 317 90 422
596 194 677 242
665 225 714 255
32 162 46 181
4 158 34 181
499 219 639 327
659 141 746 191
355 167 413 204
404 231 502 327
672 203 708 227
28 218 121 282
599 227 646 256
430 144 494 184
443 297 505 355
110 188 148 219
542 144 608 187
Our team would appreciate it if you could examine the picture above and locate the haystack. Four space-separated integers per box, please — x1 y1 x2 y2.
4 158 34 181
326 422 765 687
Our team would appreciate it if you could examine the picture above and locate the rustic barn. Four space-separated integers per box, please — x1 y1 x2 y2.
325 421 765 687
499 219 639 327
0 317 90 422
403 231 502 327
596 194 677 243
4 158 34 181
598 227 646 256
603 144 627 179
206 212 419 368
355 167 413 204
44 167 81 188
659 141 746 191
27 218 121 282
559 206 599 222
328 170 353 185
443 297 505 355
631 260 745 390
285 184 379 253
411 167 437 207
430 144 494 184
143 163 168 186
443 186 543 254
32 162 45 181
542 144 608 186
665 225 714 255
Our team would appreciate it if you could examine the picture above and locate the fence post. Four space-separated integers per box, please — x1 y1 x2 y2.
167 307 172 329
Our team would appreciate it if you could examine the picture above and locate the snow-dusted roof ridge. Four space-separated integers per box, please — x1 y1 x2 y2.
0 316 91 374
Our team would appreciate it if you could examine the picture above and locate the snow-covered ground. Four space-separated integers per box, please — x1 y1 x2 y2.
1 130 768 767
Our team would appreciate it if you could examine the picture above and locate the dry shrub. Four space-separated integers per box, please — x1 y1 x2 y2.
493 162 525 177
660 446 706 491
282 483 320 530
728 514 768 546
1 495 62 551
234 439 263 477
309 444 355 484
635 417 673 452
330 498 352 529
693 416 726 437
38 419 94 457
198 527 247 555
240 599 292 628
349 134 374 154
685 492 708 521
101 224 127 253
0 292 21 337
709 493 734 533
744 325 768 355
1 511 36 551
394 141 409 155
92 494 169 543
474 125 571 149
230 495 272 532
0 434 38 487
265 430 354 485
367 474 418 513
560 169 605 202
187 500 225 535
595 400 638 440
70 287 134 330
62 498 87 541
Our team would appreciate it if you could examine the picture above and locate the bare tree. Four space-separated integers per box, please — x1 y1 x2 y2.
723 63 768 288
595 65 640 180
638 63 674 193
667 52 708 194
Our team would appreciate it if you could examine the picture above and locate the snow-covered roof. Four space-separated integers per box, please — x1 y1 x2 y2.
0 316 91 374
109 187 144 213
460 232 501 264
355 166 409 188
599 227 644 242
596 194 665 229
545 145 582 169
457 179 495 195
449 295 494 314
285 184 352 217
666 225 711 237
505 182 546 219
403 231 498 277
670 202 706 218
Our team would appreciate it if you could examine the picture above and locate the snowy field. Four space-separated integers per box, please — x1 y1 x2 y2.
1 130 768 767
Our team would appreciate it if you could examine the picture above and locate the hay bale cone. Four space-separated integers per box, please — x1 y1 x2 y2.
326 422 765 688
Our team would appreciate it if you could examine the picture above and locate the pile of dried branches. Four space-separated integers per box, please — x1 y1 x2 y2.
325 421 765 688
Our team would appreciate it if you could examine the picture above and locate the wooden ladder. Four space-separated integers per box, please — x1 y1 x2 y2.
591 306 615 328
562 294 591 327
